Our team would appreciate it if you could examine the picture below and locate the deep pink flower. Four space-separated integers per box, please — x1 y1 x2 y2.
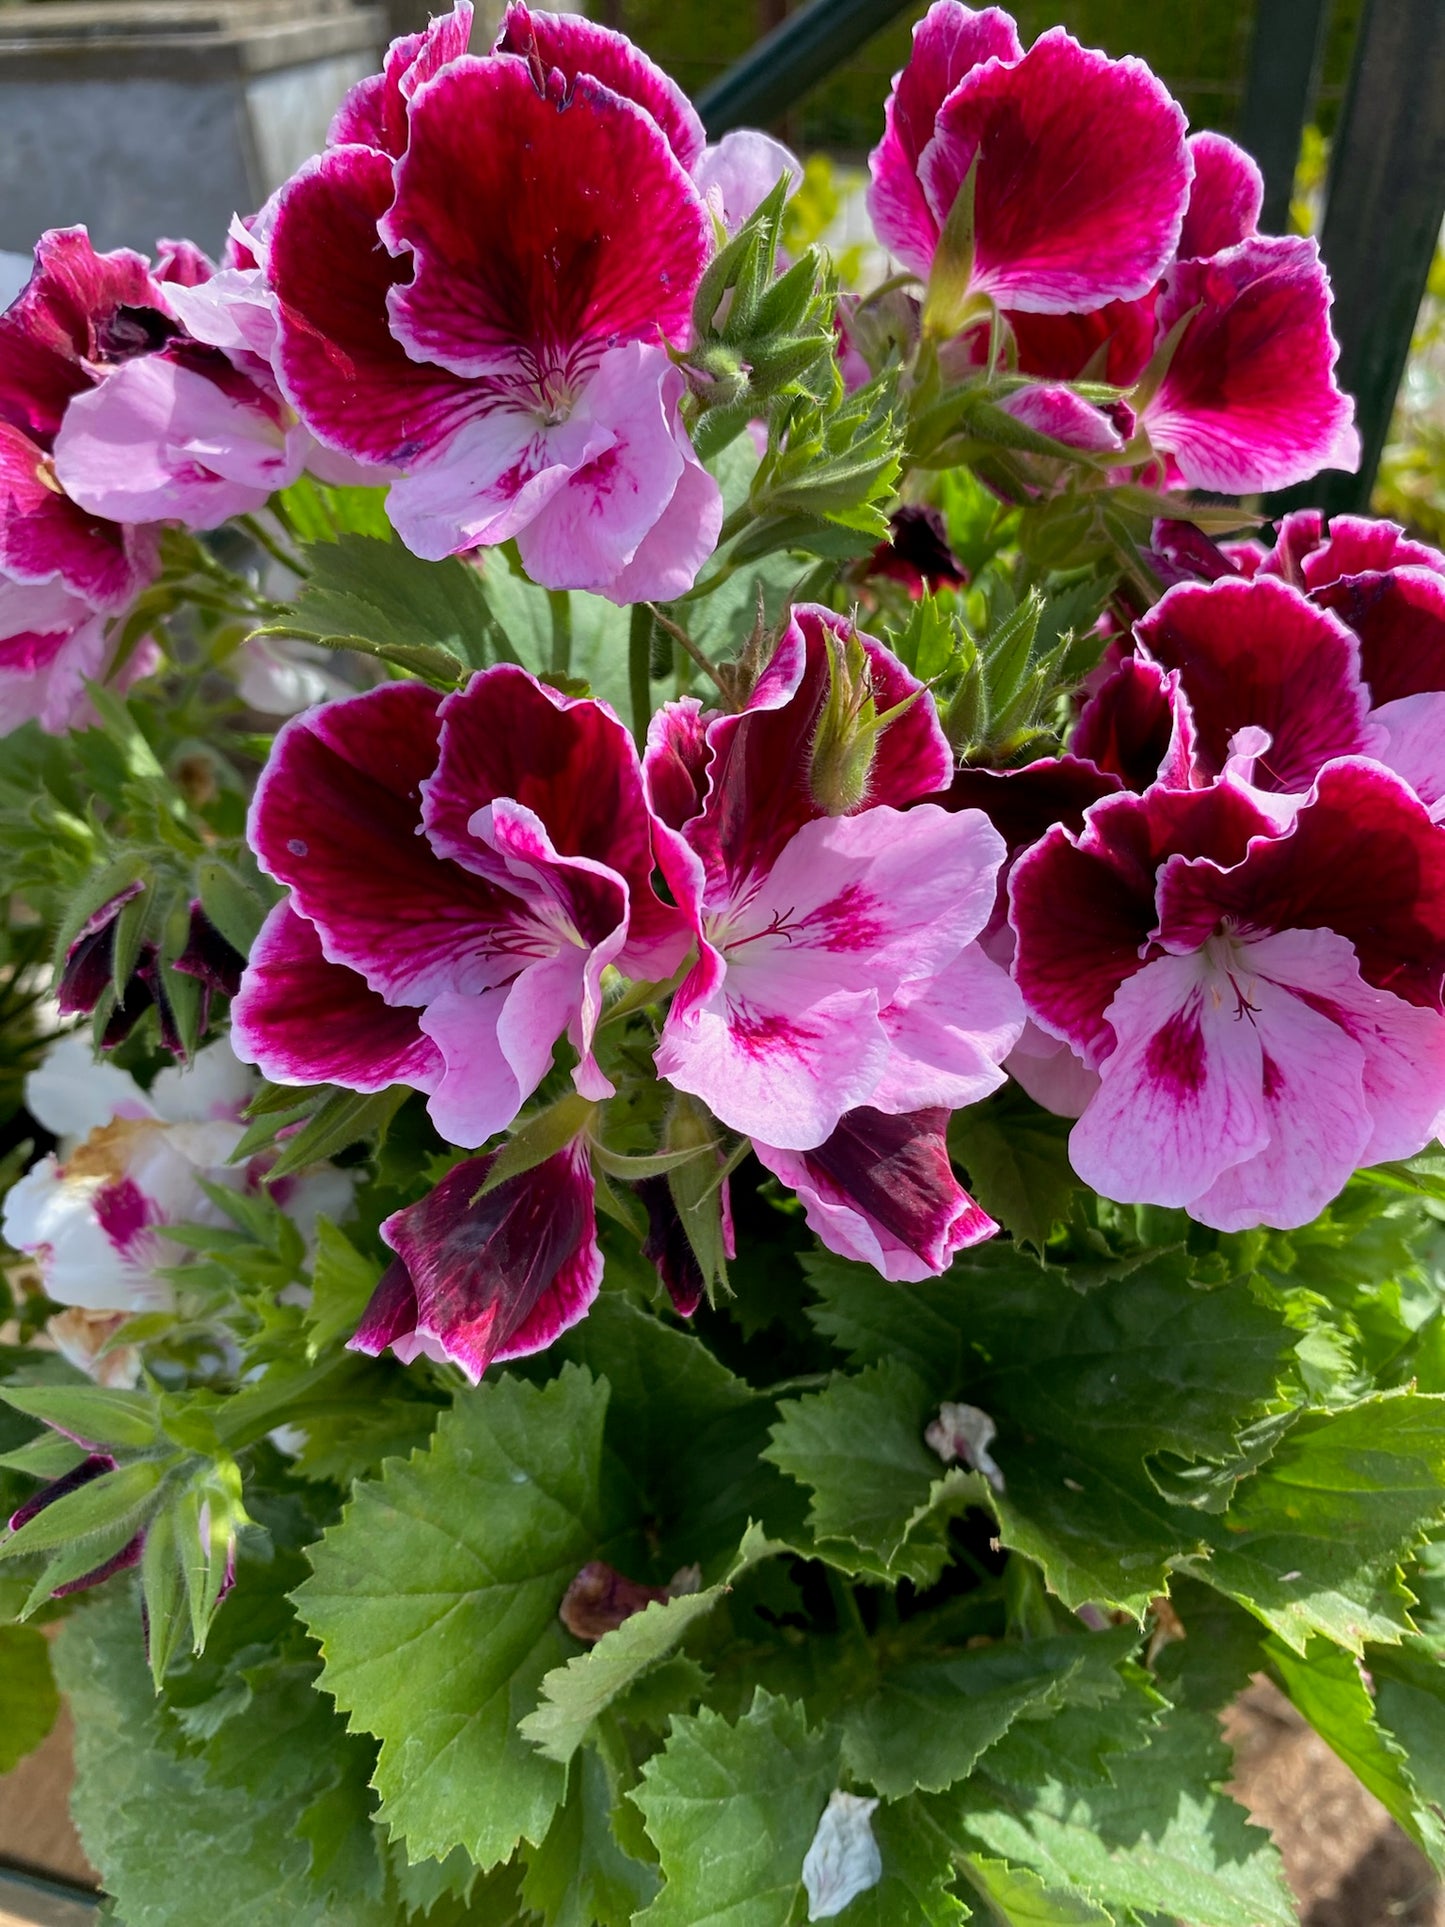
350 1138 601 1381
645 606 1022 1149
267 17 722 599
866 503 967 596
0 576 155 737
753 1105 995 1280
1010 762 1445 1229
868 0 1189 312
1141 236 1360 492
235 669 688 1147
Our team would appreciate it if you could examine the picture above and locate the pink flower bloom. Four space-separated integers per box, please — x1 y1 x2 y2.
267 16 722 599
329 0 476 156
350 1138 601 1381
868 0 1190 312
999 381 1128 453
1141 236 1360 492
1009 762 1445 1229
0 576 155 737
235 668 688 1148
646 606 1022 1149
753 1105 995 1281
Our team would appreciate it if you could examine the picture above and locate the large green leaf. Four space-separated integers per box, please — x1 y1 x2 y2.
295 1365 609 1867
1267 1634 1445 1869
805 1250 1299 1615
1186 1391 1445 1652
630 1689 839 1927
955 1854 1110 1926
950 1702 1294 1927
520 1748 659 1927
0 1622 57 1772
842 1797 971 1927
53 1587 393 1926
764 1359 988 1586
844 1630 1139 1800
1369 1637 1445 1809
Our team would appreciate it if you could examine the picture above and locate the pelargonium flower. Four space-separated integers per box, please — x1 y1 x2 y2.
1009 761 1445 1230
983 131 1357 493
0 575 156 737
351 1138 601 1381
868 0 1190 313
233 668 689 1148
57 889 246 1054
1 1033 353 1317
752 1106 995 1280
266 4 725 600
1071 544 1445 820
645 606 1023 1150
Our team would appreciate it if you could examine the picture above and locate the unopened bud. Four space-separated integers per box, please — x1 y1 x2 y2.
808 626 921 816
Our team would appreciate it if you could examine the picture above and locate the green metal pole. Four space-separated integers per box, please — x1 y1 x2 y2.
696 0 917 137
1307 0 1445 514
1236 0 1332 235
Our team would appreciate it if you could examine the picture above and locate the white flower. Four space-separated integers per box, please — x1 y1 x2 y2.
2 1033 354 1334
802 1790 882 1920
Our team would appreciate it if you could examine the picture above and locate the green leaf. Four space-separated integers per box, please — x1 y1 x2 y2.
481 1094 596 1194
1185 1391 1445 1653
844 1629 1139 1800
842 1797 971 1926
806 1249 1298 1616
521 1748 659 1927
1369 1637 1445 1809
947 1093 1080 1255
1 1456 164 1560
257 534 493 681
195 858 267 956
0 1383 159 1450
630 1688 839 1927
295 1365 609 1867
263 1086 407 1180
306 1220 382 1362
951 1703 1294 1927
521 1522 772 1763
0 1622 58 1772
764 1360 988 1585
53 1585 394 1926
1266 1634 1445 1869
956 1854 1110 1926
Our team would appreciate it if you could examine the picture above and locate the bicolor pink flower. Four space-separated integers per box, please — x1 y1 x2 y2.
1010 761 1445 1229
753 1106 995 1281
0 576 155 737
234 668 689 1147
868 0 1190 312
646 606 1023 1149
267 12 722 599
350 1139 601 1381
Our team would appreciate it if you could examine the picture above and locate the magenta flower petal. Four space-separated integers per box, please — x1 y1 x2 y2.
1009 780 1278 1062
231 902 443 1094
352 1138 602 1381
328 0 474 157
0 421 152 612
1144 236 1360 493
1266 511 1445 592
1367 692 1445 820
1311 566 1445 707
152 237 216 287
921 27 1189 313
1000 382 1125 452
1009 295 1158 388
383 56 708 379
867 0 1024 279
1155 759 1445 1012
1178 131 1262 260
694 131 801 235
870 943 1024 1113
1071 654 1196 791
4 228 166 388
268 146 477 466
423 662 688 978
53 347 303 530
753 1105 995 1282
0 578 117 735
248 680 507 1004
496 2 705 171
1134 575 1379 791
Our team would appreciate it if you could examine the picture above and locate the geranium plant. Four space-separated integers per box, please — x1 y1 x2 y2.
1 4 1443 1922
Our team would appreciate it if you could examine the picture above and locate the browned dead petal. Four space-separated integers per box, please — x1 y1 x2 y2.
558 1561 672 1643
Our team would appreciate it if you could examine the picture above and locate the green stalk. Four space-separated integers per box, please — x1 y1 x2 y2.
628 602 653 748
547 589 573 677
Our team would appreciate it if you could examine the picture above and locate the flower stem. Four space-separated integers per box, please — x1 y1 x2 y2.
547 589 573 677
628 602 653 749
238 513 310 578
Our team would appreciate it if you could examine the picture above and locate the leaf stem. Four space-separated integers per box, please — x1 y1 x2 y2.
547 589 573 677
628 602 653 748
237 514 309 579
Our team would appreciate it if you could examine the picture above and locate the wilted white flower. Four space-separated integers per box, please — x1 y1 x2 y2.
2 1033 354 1342
802 1790 882 1920
925 1400 1006 1493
